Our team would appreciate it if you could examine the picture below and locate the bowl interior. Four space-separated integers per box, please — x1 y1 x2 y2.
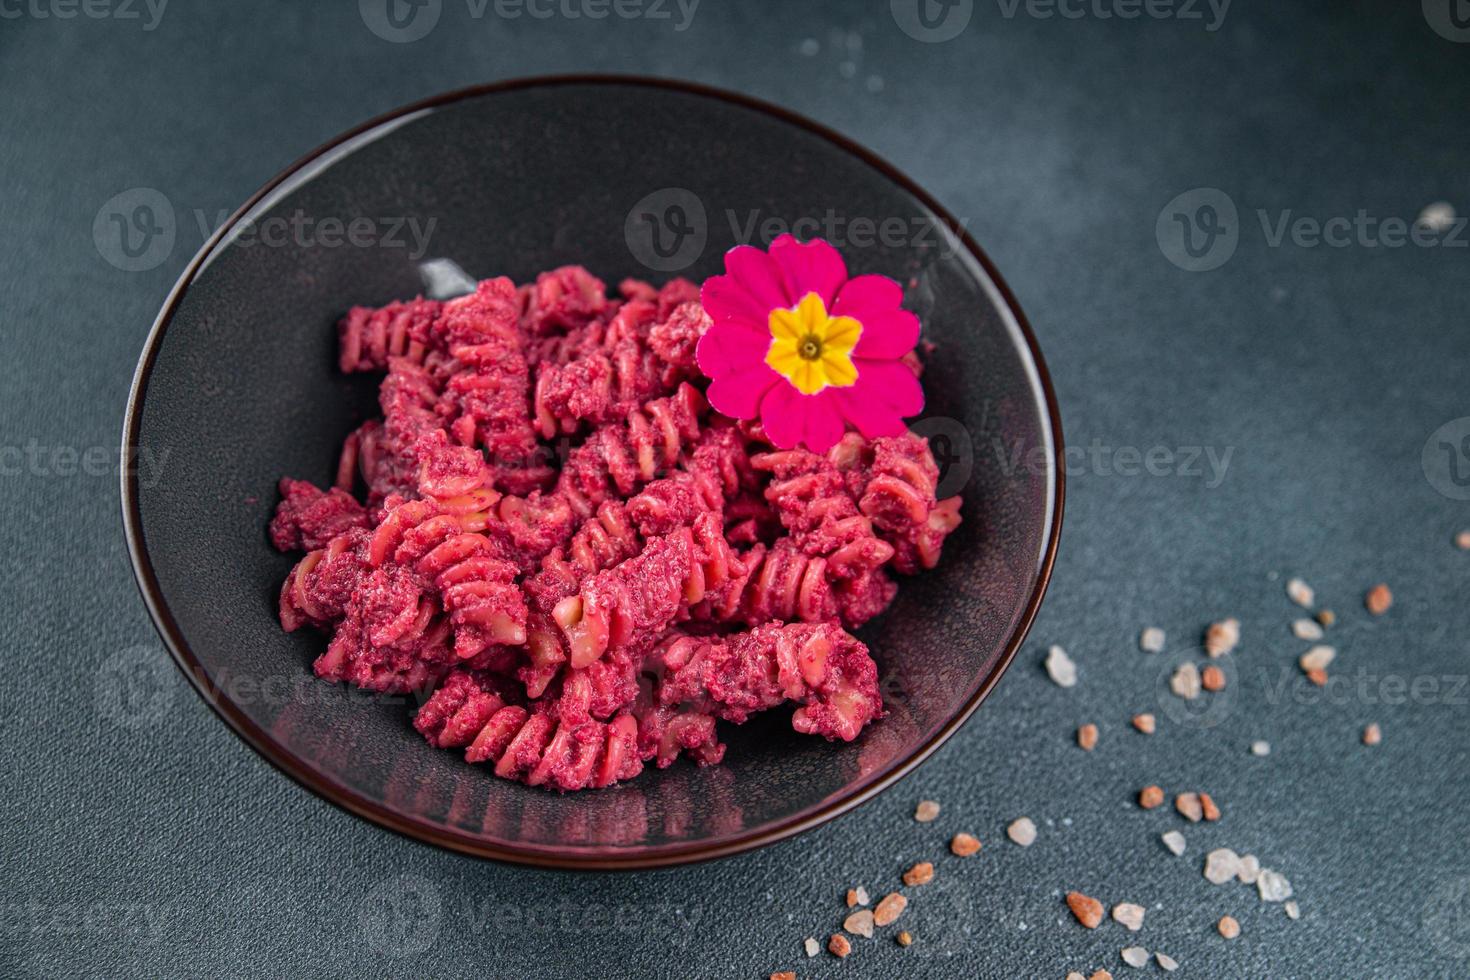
126 78 1060 866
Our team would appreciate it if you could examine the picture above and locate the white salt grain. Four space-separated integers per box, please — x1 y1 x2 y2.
1007 817 1037 847
804 937 820 957
1419 201 1457 233
1237 854 1261 885
1286 577 1315 608
1285 900 1301 920
1204 848 1242 884
1156 952 1180 972
1299 645 1336 672
1112 903 1146 932
1257 868 1293 902
1251 740 1271 757
1140 627 1166 653
1170 662 1201 699
1046 645 1078 687
843 908 875 938
1292 618 1324 640
1161 830 1187 856
1121 946 1150 968
914 800 940 823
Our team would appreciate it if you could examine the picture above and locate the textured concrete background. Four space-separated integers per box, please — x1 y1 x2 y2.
2 1 1469 977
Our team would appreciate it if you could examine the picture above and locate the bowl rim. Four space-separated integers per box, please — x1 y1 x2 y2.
120 73 1065 871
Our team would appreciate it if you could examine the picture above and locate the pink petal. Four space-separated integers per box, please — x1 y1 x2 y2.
834 275 920 360
696 320 770 378
758 382 807 450
769 234 847 308
834 388 908 440
836 362 924 437
725 245 792 311
707 361 780 419
800 390 847 453
700 274 774 332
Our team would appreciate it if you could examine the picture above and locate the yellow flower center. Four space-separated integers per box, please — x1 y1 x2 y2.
765 292 861 395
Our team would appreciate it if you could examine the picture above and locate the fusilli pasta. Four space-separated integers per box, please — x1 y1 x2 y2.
271 264 962 790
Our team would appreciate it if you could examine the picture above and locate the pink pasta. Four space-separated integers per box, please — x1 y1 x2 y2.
271 264 961 791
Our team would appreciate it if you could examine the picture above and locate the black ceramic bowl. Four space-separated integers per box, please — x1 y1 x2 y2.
122 76 1062 869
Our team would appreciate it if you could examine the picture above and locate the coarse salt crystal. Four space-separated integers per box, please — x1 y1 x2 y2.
914 800 940 823
1161 830 1186 856
1205 618 1240 657
843 908 875 938
1175 792 1204 822
1046 645 1078 687
1204 848 1241 884
804 938 819 957
1111 903 1145 931
1156 952 1179 971
1170 663 1201 699
1007 817 1037 847
1285 900 1301 920
1140 627 1166 653
1286 578 1314 608
1251 740 1271 757
873 893 907 927
1299 646 1336 672
1257 868 1293 902
1366 583 1393 616
1237 854 1261 885
1418 201 1456 232
1121 946 1149 968
1292 618 1323 640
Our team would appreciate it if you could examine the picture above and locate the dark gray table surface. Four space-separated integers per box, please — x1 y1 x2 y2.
3 2 1468 977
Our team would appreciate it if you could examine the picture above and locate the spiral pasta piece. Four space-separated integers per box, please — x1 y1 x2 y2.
552 511 740 670
269 478 372 553
414 670 650 790
279 528 371 632
437 278 550 495
655 621 883 743
312 564 452 694
370 497 528 659
857 432 963 573
555 382 706 518
337 297 442 373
